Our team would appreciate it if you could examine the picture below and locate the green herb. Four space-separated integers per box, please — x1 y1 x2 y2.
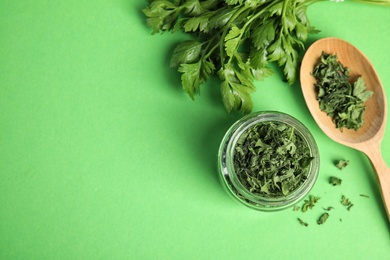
329 176 342 186
143 1 388 114
336 159 350 169
233 121 314 197
298 218 309 227
312 52 373 130
143 0 320 113
301 195 320 212
359 194 370 198
317 213 329 225
293 205 300 211
341 195 354 210
323 206 334 211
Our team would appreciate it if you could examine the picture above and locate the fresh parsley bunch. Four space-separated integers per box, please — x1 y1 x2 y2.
142 0 388 113
143 0 320 113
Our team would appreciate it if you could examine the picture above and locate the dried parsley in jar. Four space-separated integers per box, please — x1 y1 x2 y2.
218 111 320 211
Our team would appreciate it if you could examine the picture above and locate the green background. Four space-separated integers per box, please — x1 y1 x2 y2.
1 0 389 259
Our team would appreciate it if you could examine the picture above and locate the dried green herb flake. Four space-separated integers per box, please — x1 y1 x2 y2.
233 122 314 198
317 213 329 225
301 195 320 212
341 195 354 210
298 218 309 227
312 52 373 130
336 159 350 169
323 206 334 211
329 176 342 186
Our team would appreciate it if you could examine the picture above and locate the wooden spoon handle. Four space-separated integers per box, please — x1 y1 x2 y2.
363 144 390 221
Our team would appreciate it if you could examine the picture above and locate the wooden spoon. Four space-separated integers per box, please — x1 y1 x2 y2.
300 37 390 220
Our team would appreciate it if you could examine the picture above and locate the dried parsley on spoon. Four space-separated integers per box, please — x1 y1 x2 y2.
312 52 373 130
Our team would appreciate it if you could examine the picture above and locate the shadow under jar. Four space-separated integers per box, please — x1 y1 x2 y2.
218 111 320 211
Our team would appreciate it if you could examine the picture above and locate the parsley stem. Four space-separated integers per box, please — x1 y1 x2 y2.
281 0 291 35
203 35 219 60
244 1 280 26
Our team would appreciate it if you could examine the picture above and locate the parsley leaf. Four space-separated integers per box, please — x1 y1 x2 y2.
225 26 245 58
178 58 215 99
170 41 203 68
219 65 254 113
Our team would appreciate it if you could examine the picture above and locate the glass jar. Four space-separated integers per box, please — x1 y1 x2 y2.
218 111 320 211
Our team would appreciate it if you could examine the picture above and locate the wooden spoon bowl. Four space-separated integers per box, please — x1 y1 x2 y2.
300 37 390 220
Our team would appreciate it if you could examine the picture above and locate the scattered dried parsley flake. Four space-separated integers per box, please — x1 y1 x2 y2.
336 159 350 170
317 213 329 225
301 195 320 212
341 195 354 210
298 218 309 227
293 155 364 226
323 206 334 211
329 176 342 186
